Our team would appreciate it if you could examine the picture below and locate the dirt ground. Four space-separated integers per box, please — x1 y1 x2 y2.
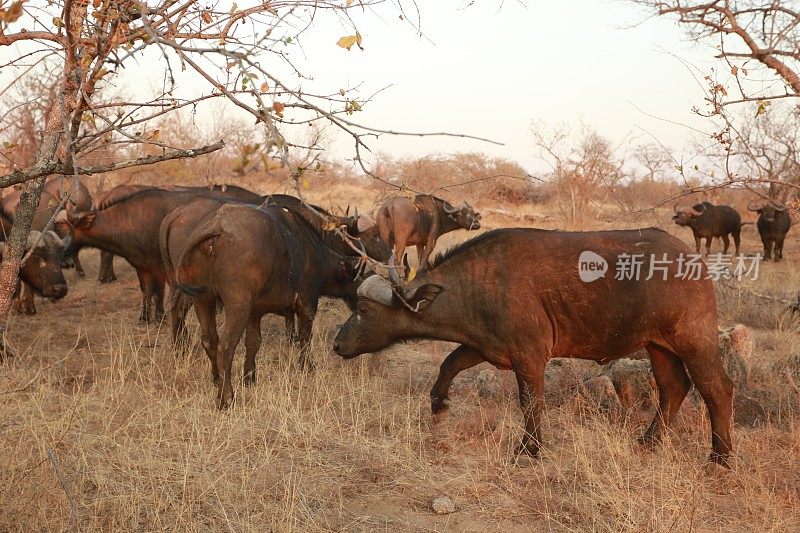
1 197 799 531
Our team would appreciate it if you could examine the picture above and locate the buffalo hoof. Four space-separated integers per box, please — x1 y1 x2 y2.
709 452 732 469
75 269 86 277
22 306 36 316
217 394 235 410
512 442 540 465
243 371 256 387
431 396 451 415
98 275 117 284
212 375 221 386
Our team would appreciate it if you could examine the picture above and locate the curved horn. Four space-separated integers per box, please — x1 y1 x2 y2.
673 203 682 214
357 275 394 305
688 204 705 216
748 200 765 212
773 202 788 212
345 205 350 217
443 202 459 214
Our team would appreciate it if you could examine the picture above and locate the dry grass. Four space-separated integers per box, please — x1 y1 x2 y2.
1 190 799 531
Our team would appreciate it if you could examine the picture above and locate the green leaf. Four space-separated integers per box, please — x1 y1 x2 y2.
52 16 64 28
2 141 18 149
755 100 771 117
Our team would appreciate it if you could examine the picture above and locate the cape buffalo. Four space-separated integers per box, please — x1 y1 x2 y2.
1 231 69 315
168 202 361 408
673 201 742 255
159 195 389 344
90 184 267 284
44 178 93 276
333 228 734 466
748 200 792 261
374 195 480 282
56 187 269 323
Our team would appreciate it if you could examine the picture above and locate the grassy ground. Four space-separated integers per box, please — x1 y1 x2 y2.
1 190 799 531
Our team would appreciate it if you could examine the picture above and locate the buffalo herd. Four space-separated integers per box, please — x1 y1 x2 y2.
2 180 795 467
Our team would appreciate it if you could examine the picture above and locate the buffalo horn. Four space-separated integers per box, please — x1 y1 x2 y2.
357 275 394 305
443 202 458 214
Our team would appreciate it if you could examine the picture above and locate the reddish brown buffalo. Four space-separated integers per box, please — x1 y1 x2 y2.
167 202 361 407
334 228 734 466
374 195 480 282
161 195 389 344
57 188 266 323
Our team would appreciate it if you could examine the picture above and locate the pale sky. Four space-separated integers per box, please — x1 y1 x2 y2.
268 0 718 173
1 0 733 174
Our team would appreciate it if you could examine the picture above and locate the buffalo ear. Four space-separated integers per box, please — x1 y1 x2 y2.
407 284 443 312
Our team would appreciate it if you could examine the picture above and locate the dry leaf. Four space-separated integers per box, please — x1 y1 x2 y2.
336 35 358 50
260 82 269 93
201 11 212 23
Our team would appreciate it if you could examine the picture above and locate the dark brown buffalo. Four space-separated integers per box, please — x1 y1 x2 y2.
160 195 385 344
374 195 480 282
56 188 268 323
748 200 792 261
1 188 61 235
91 185 154 283
333 228 734 466
166 202 361 407
673 202 742 255
1 231 69 314
90 184 267 283
44 178 93 276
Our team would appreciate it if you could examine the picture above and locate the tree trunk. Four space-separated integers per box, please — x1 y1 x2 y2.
0 109 63 357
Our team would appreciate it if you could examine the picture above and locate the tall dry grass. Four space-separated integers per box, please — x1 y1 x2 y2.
1 189 799 531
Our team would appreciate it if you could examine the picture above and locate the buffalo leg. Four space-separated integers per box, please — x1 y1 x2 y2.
693 234 701 253
168 289 193 345
216 301 250 409
705 237 712 255
295 301 317 369
732 228 741 256
73 250 85 277
512 357 547 458
721 234 730 255
417 244 433 273
640 344 692 445
20 282 36 315
243 315 263 387
675 341 734 466
136 270 151 322
152 280 166 321
430 345 485 414
762 236 773 260
98 251 117 283
194 297 220 385
775 235 786 261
